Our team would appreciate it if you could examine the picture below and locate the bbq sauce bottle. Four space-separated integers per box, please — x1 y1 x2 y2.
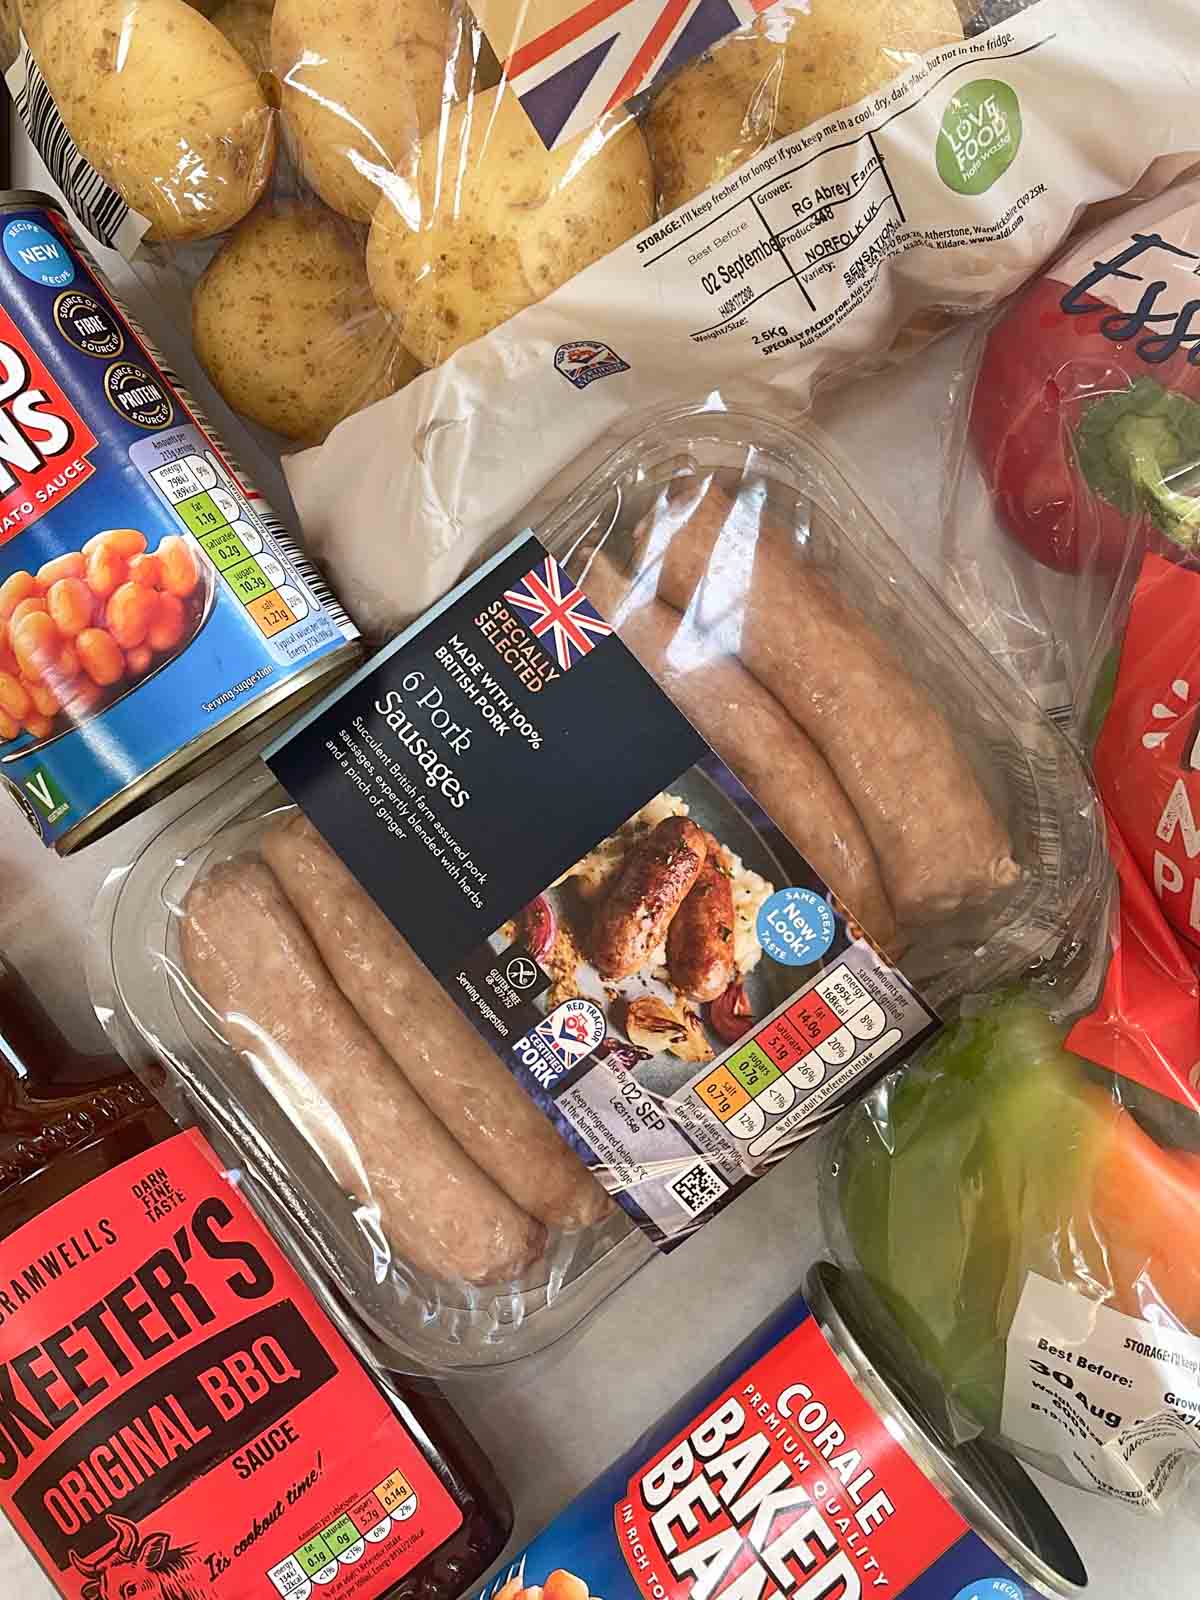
0 952 512 1600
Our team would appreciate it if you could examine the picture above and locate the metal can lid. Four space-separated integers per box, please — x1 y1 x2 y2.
0 189 66 216
806 1262 1087 1598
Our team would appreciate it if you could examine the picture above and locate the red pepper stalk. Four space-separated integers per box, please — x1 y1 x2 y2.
970 278 1200 572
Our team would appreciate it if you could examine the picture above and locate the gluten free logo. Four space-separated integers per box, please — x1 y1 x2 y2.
937 79 1022 195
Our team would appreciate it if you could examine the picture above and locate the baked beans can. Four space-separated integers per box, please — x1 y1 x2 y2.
472 1264 1087 1600
0 191 360 852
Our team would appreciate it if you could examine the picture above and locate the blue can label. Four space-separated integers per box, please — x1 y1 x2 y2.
0 205 357 849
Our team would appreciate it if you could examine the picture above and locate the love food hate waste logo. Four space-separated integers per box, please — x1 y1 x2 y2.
936 79 1022 196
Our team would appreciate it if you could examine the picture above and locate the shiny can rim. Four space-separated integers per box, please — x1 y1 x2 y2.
0 189 67 216
0 642 361 853
807 1262 1088 1598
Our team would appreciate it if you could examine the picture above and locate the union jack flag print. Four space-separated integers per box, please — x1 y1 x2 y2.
501 0 781 150
504 555 613 671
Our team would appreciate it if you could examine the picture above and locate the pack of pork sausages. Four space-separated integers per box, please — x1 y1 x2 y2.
89 406 1104 1372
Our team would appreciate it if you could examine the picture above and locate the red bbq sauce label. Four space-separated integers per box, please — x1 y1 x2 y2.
0 1129 462 1599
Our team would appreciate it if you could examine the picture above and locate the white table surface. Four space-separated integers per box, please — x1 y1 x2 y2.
0 140 1193 1599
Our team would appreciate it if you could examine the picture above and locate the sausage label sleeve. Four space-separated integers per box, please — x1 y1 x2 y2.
267 532 939 1248
0 1128 463 1599
465 1290 1049 1600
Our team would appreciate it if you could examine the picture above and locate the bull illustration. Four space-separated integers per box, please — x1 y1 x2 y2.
68 1513 210 1600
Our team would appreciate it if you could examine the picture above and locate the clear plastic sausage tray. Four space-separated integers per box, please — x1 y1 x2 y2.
88 406 1108 1374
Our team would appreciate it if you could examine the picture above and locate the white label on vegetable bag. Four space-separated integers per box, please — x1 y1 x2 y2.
1003 1272 1200 1508
6 35 152 259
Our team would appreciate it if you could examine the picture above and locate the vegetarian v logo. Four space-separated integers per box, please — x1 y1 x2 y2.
22 764 68 820
26 771 53 807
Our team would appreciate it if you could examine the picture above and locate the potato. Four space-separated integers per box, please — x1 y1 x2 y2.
0 0 19 68
645 0 963 213
192 201 419 443
367 88 654 368
210 0 273 73
30 0 274 242
273 0 459 223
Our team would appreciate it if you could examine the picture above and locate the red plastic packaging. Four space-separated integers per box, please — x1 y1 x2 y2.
946 177 1200 1104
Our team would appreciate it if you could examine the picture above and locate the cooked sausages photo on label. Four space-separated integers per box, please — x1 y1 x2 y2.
262 811 614 1231
579 553 898 950
667 831 737 1002
590 816 708 979
644 478 1018 927
181 859 546 1285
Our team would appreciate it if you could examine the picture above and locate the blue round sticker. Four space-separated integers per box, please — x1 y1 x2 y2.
952 1581 1024 1600
756 887 835 966
3 219 75 287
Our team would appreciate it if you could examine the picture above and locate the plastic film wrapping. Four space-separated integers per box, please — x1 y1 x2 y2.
90 406 1103 1373
824 993 1200 1512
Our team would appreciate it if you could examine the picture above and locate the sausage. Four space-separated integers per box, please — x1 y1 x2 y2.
181 858 546 1285
590 816 707 980
667 830 736 1001
644 478 1018 927
261 812 613 1231
579 552 898 950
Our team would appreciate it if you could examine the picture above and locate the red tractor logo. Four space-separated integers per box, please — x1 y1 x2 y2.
553 339 629 389
69 1513 211 1600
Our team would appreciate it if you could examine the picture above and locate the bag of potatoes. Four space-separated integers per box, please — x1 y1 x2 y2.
11 0 1197 638
5 0 974 453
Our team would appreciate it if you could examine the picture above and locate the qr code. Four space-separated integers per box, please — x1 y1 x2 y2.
668 1160 728 1218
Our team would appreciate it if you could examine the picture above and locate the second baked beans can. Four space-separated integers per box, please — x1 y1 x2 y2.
0 191 360 852
470 1263 1087 1600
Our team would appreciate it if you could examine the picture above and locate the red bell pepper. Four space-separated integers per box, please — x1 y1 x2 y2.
970 254 1200 573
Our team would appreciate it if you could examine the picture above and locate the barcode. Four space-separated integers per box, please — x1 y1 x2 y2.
254 501 359 642
668 1159 728 1218
152 352 231 448
8 40 148 256
991 738 1064 932
1036 681 1078 737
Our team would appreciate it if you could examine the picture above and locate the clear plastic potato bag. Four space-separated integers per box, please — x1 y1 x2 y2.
8 0 1200 633
90 405 1104 1373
